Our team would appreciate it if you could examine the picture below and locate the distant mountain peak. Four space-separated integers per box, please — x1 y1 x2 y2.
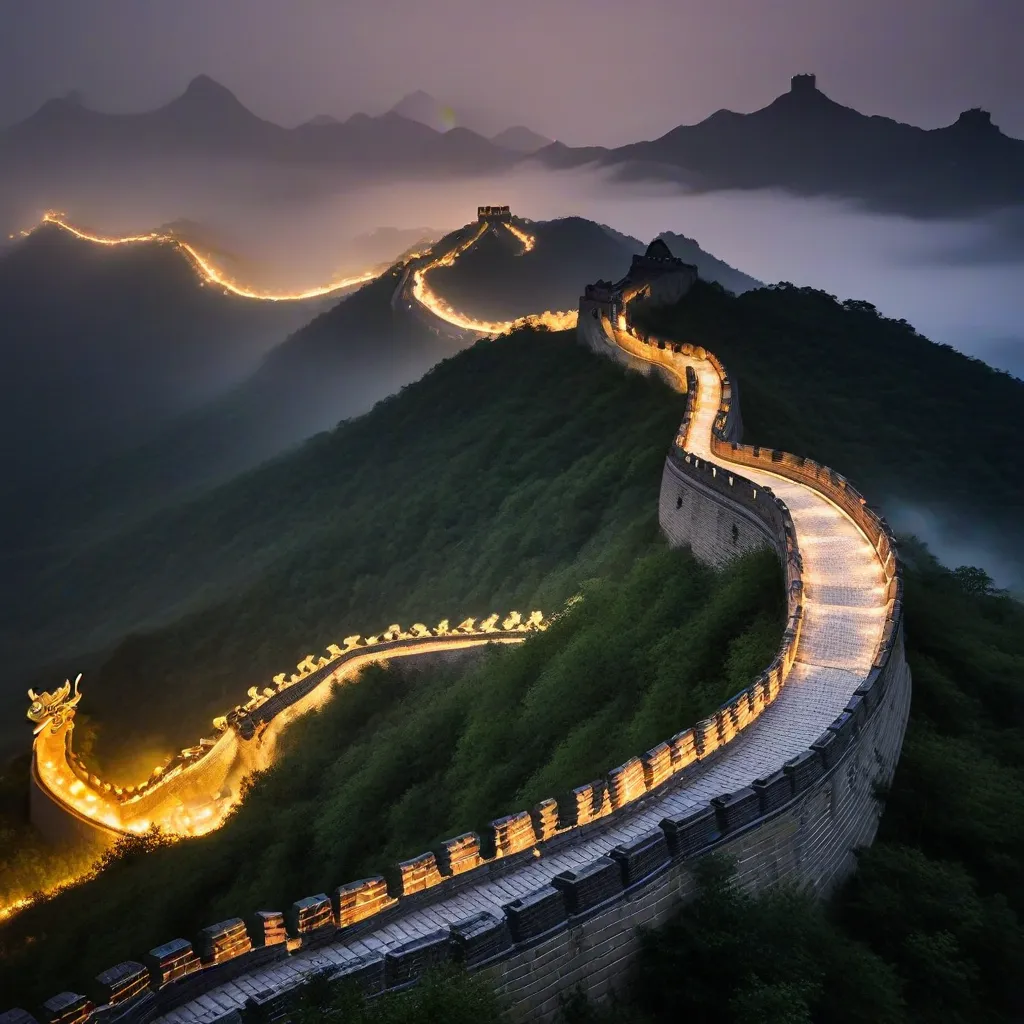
183 74 228 95
764 72 858 121
33 95 86 117
391 90 453 130
174 75 246 111
491 125 553 153
953 107 998 133
397 89 436 105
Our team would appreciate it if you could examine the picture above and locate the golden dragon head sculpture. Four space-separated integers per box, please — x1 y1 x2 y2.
27 673 83 735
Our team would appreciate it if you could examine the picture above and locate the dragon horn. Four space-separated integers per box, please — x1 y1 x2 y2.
73 673 82 694
27 688 38 701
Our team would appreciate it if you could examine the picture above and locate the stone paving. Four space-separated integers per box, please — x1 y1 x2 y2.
157 339 888 1024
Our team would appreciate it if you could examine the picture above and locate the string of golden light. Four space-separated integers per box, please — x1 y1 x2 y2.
0 215 577 923
23 212 384 301
410 221 576 334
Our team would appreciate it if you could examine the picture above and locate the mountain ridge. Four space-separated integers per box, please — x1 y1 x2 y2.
5 74 1021 213
534 73 1024 214
0 76 518 175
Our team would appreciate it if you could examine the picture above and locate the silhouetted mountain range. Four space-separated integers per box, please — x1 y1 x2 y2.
3 74 1020 214
535 74 1024 215
389 90 518 138
388 91 552 150
0 76 518 178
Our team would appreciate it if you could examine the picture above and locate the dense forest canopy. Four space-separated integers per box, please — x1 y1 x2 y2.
3 276 1023 1020
636 280 1024 588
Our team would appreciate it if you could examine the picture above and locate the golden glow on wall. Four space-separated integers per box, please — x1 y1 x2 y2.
9 209 902 957
411 220 577 334
504 222 536 253
27 613 548 860
23 212 383 302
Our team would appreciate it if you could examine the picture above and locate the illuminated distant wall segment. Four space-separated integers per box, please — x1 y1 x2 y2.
27 613 548 846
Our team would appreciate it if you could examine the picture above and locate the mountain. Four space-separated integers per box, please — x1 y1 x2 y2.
0 214 759 707
0 224 325 674
536 74 1024 215
3 75 288 162
420 125 514 172
0 222 317 492
0 232 480 694
0 77 518 180
4 262 1024 1011
389 91 515 137
426 215 760 323
390 90 455 131
287 109 441 166
491 125 553 153
596 223 761 295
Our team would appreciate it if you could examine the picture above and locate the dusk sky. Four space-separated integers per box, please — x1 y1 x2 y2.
1 0 1021 146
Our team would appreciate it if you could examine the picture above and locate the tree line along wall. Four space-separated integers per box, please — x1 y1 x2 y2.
1 293 910 1024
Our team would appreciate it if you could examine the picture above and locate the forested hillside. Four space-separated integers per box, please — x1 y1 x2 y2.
638 280 1024 588
4 280 1023 1020
14 326 688 765
566 545 1024 1024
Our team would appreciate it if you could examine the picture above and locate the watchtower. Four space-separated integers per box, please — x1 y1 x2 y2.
477 205 512 224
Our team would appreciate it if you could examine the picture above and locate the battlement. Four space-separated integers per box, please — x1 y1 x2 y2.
8 222 911 1024
579 238 697 323
27 615 548 843
477 205 512 223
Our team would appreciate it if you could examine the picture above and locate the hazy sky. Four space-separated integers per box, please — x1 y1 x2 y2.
1 0 1021 146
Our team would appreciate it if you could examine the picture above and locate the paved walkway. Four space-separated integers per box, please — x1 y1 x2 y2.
158 328 887 1024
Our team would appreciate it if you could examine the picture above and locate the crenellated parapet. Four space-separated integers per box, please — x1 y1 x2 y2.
28 613 549 844
7 226 911 1024
477 205 512 224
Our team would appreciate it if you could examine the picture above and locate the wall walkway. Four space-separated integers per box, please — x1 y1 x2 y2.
5 224 910 1024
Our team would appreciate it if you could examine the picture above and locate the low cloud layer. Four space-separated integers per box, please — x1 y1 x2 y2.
6 160 1020 377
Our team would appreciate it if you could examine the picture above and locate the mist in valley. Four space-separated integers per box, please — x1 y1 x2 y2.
2 156 1022 737
886 499 1023 594
6 158 1021 376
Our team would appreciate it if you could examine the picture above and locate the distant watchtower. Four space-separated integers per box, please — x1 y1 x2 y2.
791 73 817 94
478 205 512 224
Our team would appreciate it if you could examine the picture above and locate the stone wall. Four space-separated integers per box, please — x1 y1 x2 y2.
659 454 785 565
29 630 534 846
5 248 911 1024
488 628 911 1019
11 619 908 1024
29 763 120 850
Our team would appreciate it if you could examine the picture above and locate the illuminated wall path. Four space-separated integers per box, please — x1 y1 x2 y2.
18 212 383 301
11 213 573 918
9 214 910 1024
19 214 567 853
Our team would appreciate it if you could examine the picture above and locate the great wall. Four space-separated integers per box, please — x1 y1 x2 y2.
2 207 911 1024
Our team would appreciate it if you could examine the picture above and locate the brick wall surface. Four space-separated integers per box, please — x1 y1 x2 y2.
8 254 913 1024
488 634 911 1020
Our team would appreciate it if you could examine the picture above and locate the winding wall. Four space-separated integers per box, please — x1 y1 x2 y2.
27 624 542 844
6 222 910 1024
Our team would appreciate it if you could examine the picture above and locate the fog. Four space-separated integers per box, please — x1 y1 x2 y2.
6 160 1021 377
3 158 1022 602
886 499 1023 594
